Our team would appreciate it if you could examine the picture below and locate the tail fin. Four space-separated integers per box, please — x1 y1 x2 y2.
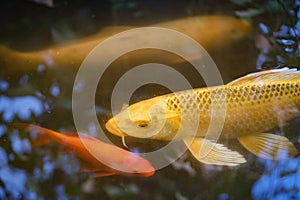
11 123 55 146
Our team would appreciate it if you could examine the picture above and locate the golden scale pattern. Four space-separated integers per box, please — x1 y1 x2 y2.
165 81 300 138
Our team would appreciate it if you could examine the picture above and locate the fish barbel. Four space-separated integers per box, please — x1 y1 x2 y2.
106 68 300 166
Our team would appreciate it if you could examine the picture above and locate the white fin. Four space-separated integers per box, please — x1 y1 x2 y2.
183 137 246 166
227 68 300 86
238 133 298 160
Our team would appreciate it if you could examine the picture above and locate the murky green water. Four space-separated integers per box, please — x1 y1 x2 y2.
0 0 300 199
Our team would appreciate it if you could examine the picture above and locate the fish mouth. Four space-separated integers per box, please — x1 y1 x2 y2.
105 118 124 137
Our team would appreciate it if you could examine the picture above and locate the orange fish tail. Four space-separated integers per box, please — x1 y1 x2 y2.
11 123 60 146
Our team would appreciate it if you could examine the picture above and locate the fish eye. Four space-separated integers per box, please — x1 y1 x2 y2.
135 120 150 128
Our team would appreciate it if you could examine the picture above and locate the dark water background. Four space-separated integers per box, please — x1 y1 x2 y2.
0 0 300 199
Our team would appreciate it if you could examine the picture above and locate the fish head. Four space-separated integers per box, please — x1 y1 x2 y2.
119 152 155 177
211 15 252 40
182 15 252 51
106 97 181 141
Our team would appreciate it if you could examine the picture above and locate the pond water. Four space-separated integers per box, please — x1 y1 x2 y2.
0 0 300 199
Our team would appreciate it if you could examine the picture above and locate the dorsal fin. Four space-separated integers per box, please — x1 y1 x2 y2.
227 68 300 86
86 26 133 41
99 26 133 33
63 26 134 45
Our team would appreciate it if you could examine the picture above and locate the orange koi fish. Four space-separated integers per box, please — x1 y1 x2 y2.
0 15 251 73
12 123 155 178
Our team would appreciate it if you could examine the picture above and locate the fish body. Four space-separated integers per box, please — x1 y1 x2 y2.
106 68 300 166
13 123 155 177
0 15 251 73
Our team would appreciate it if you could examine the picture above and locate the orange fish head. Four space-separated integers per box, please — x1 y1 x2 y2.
119 153 155 177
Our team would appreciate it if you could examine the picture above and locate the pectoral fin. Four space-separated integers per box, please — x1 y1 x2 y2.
82 169 116 178
238 133 298 160
81 165 116 178
91 172 116 178
183 138 246 166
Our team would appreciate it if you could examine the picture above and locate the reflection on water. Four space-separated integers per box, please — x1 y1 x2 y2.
0 165 27 199
255 0 300 69
0 96 46 122
0 0 299 199
253 158 300 199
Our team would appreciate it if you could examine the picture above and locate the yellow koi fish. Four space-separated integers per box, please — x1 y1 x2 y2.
0 15 251 73
12 123 155 177
106 68 299 166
